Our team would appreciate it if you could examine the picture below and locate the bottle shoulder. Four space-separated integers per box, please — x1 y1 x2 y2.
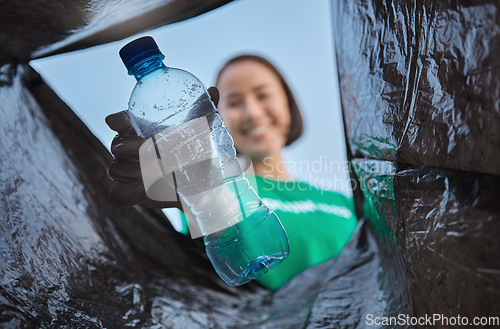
131 66 205 97
137 66 202 84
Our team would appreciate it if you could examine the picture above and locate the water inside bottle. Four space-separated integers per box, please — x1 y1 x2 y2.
204 207 289 286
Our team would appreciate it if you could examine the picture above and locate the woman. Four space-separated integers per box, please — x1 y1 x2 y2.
106 55 357 290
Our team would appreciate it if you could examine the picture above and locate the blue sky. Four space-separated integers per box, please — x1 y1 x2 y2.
31 0 351 197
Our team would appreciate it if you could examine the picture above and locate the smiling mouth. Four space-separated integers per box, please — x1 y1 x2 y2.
245 125 268 138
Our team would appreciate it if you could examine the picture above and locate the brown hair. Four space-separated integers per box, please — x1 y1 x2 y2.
216 54 304 146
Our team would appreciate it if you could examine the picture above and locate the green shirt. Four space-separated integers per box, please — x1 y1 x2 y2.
249 176 357 290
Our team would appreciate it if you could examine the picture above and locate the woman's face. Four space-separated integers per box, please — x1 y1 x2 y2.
217 60 291 160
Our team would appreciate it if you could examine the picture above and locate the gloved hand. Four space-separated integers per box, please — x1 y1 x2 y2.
105 87 220 208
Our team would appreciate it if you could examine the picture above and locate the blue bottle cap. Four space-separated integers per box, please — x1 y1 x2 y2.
119 36 163 71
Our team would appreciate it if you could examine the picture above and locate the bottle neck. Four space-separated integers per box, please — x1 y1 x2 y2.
129 54 166 80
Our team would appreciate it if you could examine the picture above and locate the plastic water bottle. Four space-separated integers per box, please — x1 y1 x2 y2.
119 36 290 286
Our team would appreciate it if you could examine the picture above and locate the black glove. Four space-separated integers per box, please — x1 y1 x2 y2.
105 87 219 208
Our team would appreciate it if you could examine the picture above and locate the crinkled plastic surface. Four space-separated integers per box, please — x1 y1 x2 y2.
334 0 500 324
0 0 232 65
334 0 500 176
393 165 500 319
352 159 500 321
